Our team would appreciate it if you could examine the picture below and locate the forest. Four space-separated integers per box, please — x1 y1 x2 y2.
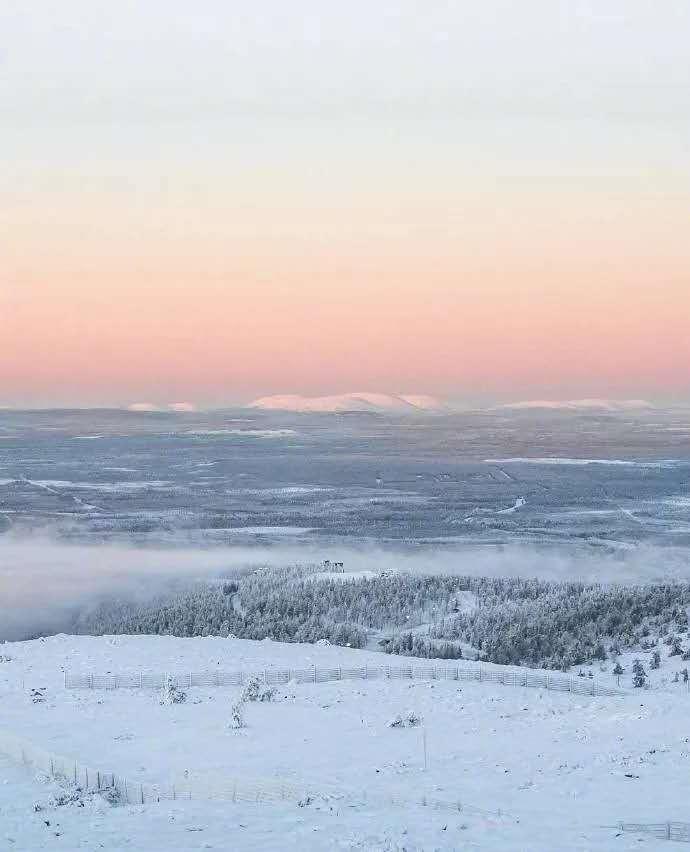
74 565 690 670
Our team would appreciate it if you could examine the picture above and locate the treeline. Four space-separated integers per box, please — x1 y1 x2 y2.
74 566 690 670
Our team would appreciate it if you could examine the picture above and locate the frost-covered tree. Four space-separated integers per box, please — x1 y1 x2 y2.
632 659 647 688
229 701 245 729
160 674 186 705
241 676 275 703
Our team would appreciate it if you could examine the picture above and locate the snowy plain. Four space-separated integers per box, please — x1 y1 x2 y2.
2 634 690 850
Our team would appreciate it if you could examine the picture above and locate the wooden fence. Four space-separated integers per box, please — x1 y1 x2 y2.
617 822 690 843
0 729 502 818
64 662 622 696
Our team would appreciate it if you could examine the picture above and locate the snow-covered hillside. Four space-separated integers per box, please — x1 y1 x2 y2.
1 634 689 850
248 392 448 413
500 399 654 412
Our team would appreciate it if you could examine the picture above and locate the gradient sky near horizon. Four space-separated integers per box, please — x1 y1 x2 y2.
1 1 689 407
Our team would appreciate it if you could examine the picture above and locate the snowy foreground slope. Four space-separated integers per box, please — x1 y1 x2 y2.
2 635 690 850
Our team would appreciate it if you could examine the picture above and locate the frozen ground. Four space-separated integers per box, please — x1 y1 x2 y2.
2 635 690 850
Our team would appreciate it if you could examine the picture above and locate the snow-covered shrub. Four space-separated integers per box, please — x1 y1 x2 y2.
388 711 422 728
229 701 245 729
258 685 276 702
241 677 261 702
30 688 46 704
159 674 186 705
241 676 276 703
36 777 122 811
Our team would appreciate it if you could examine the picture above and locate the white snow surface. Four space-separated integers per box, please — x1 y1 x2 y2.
1 634 689 850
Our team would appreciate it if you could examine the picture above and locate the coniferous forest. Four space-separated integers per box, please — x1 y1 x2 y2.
75 566 690 670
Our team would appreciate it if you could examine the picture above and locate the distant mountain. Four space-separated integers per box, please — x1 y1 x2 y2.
500 399 654 412
248 392 448 413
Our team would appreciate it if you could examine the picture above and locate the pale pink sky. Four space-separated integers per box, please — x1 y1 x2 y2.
2 1 689 407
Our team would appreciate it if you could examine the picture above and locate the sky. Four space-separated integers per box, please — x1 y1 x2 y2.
1 1 689 408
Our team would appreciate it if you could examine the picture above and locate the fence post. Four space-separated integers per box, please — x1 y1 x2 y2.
140 784 144 805
364 665 367 680
667 822 671 840
63 670 67 688
140 671 143 689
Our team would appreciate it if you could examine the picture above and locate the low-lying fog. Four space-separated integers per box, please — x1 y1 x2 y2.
2 537 690 642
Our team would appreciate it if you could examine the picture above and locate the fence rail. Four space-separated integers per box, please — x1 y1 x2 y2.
0 729 501 818
65 663 622 697
618 822 690 843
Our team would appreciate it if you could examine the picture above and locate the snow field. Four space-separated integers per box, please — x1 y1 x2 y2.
2 634 690 849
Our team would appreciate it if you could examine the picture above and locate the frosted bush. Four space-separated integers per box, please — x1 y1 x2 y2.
229 701 245 729
388 711 422 728
35 778 122 811
241 677 261 702
241 676 276 703
160 674 186 705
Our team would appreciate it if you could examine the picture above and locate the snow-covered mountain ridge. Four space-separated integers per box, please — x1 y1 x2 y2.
248 392 448 413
